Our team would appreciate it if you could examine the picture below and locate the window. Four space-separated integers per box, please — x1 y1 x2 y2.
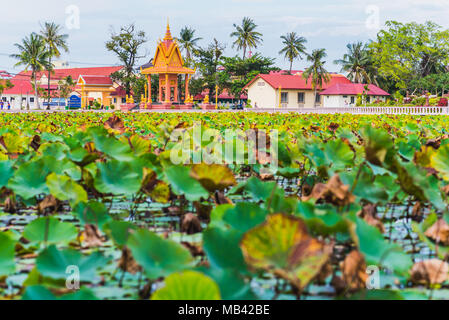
366 96 371 103
343 95 348 98
113 98 117 103
22 97 26 101
121 98 126 103
315 94 321 103
30 97 34 102
281 92 288 103
350 96 355 104
257 82 265 87
298 92 305 103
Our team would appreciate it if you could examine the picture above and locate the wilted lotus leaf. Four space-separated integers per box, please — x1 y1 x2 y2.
410 259 449 285
181 213 203 235
424 218 449 245
302 175 355 206
358 204 385 233
431 144 449 181
339 250 369 291
118 246 142 274
104 115 125 134
240 214 332 290
151 271 221 300
362 126 394 166
37 195 59 215
79 224 105 248
190 164 237 192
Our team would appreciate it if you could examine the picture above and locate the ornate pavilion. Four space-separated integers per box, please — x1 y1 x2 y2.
141 22 195 108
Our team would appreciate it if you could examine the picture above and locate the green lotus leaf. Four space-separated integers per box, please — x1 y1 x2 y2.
102 220 138 247
203 227 247 272
151 271 221 300
23 217 78 244
352 217 412 277
0 160 13 188
223 202 268 233
240 213 331 290
46 173 87 206
94 160 142 196
0 232 16 276
8 159 49 199
73 201 111 230
127 229 194 279
164 165 209 201
36 245 109 282
89 127 134 161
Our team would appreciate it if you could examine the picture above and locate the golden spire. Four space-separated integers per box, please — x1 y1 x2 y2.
164 18 173 41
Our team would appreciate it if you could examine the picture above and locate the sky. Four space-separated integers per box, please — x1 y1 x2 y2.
1 0 449 74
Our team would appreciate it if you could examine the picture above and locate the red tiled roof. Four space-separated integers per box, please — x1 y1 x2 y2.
244 72 351 91
79 75 113 86
4 66 122 96
319 83 390 96
19 66 122 82
110 86 127 97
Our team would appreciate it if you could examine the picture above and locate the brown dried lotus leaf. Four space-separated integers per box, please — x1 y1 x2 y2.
410 259 449 285
104 115 125 134
80 224 105 248
424 219 449 245
302 175 355 206
118 246 142 274
340 250 369 291
181 213 203 235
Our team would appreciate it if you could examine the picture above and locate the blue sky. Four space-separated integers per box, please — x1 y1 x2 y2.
1 0 449 74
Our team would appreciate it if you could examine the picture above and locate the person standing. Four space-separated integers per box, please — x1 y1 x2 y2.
0 101 3 110
7 102 11 110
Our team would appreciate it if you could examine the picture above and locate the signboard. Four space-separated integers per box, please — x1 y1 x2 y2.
68 95 81 109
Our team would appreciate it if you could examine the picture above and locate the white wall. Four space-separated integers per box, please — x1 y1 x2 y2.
247 79 277 108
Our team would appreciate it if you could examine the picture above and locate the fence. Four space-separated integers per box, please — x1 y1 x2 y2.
246 106 449 115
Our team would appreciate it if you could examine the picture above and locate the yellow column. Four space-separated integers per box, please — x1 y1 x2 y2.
165 74 170 103
81 85 85 109
185 74 190 101
147 75 152 103
278 86 282 108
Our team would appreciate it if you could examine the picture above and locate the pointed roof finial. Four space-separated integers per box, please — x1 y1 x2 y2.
164 18 173 41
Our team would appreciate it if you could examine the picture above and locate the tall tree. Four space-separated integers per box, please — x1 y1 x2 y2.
334 42 377 84
302 48 331 107
193 39 226 97
370 21 449 89
40 22 69 109
279 32 307 74
106 24 147 95
176 27 202 63
11 33 50 109
230 17 263 59
0 80 14 101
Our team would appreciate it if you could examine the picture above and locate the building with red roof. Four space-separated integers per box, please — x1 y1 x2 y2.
244 71 352 108
320 83 390 107
2 66 124 109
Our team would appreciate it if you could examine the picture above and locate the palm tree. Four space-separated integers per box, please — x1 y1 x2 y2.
302 48 331 107
334 42 376 84
10 33 50 110
40 22 69 109
176 27 202 62
230 17 263 59
279 32 307 74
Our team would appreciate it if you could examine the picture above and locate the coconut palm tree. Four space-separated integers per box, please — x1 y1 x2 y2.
279 32 307 74
302 48 331 107
176 27 202 62
230 17 263 59
40 22 69 109
11 33 50 110
334 42 377 84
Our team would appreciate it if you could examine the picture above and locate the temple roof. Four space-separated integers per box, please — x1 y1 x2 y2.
141 22 195 75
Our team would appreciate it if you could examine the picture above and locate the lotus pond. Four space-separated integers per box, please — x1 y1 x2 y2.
1 111 449 300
